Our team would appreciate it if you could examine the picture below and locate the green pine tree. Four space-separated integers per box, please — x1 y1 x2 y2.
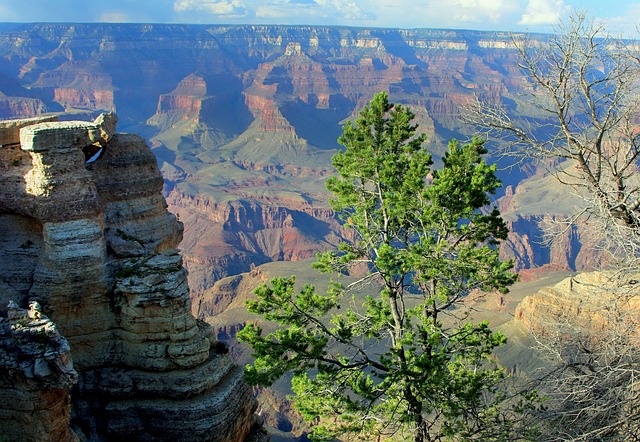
239 91 530 441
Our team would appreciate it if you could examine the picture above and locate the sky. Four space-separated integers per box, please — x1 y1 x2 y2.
1 0 639 36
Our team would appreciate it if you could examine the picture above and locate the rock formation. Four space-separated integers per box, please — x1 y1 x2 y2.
167 192 343 293
497 170 607 273
515 271 640 336
0 113 264 441
0 301 78 442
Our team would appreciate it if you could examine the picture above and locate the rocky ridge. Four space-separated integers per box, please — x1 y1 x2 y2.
0 113 264 441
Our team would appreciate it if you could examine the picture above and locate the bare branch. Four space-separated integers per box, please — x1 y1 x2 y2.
464 11 640 267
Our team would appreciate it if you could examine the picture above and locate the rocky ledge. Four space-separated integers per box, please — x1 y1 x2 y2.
0 114 265 441
516 270 640 336
0 301 78 442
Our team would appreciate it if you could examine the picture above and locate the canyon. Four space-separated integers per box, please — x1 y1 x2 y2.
0 24 592 295
0 23 629 439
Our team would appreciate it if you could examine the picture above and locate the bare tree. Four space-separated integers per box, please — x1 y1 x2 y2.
528 272 640 441
466 12 640 440
466 12 640 268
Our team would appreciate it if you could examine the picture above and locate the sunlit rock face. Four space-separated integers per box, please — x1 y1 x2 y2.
515 271 640 337
0 114 262 442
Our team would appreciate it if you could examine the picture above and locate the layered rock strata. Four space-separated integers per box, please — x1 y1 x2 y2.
0 301 78 442
167 191 343 293
0 114 261 441
0 24 592 282
515 271 640 336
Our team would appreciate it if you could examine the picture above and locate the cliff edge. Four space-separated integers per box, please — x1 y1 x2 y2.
0 114 265 441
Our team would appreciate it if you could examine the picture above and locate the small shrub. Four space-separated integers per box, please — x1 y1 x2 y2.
116 229 145 244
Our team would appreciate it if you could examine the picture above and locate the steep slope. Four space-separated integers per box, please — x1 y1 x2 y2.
515 271 640 336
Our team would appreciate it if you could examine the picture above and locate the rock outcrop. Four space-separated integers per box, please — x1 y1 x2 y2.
0 114 263 441
0 301 78 442
0 93 49 119
497 174 606 273
515 271 640 336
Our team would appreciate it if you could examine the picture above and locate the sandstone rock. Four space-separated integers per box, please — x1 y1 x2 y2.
0 303 78 442
0 114 58 146
147 73 208 128
515 271 640 336
0 114 262 441
0 95 49 120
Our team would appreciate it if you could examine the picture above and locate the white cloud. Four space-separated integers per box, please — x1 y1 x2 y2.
453 0 513 22
315 0 374 21
255 0 373 22
519 0 567 25
378 0 519 28
255 1 317 20
254 6 290 19
597 3 640 38
174 0 247 16
99 12 132 23
370 0 522 29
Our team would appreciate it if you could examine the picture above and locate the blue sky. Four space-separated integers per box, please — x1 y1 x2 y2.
1 0 638 35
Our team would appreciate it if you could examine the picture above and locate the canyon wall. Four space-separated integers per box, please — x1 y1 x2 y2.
0 23 600 295
0 114 264 441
